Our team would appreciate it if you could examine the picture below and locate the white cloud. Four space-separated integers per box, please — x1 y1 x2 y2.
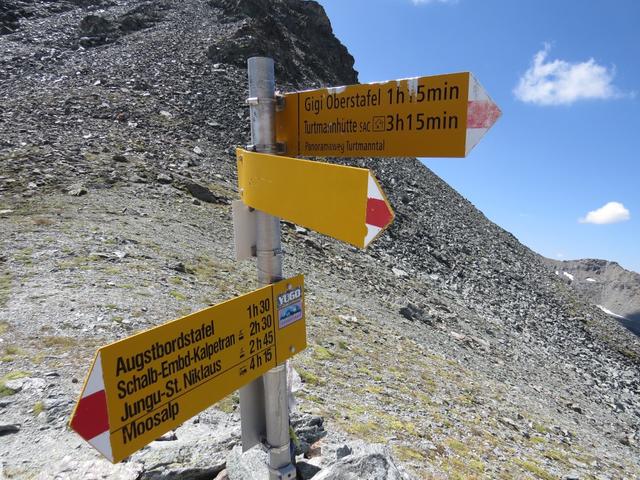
579 202 630 225
514 44 622 105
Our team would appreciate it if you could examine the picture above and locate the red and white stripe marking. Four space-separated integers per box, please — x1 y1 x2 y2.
365 173 394 247
70 353 113 462
466 74 501 155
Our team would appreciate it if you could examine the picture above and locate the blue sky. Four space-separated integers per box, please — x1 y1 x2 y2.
316 0 640 273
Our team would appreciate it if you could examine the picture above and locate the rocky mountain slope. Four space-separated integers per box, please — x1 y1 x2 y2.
547 258 640 336
1 1 640 479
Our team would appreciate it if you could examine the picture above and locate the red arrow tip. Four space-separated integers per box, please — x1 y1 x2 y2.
467 100 501 129
366 198 393 229
70 390 110 441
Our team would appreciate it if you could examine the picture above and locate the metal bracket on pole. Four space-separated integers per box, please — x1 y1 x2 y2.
247 142 284 154
232 200 257 261
245 143 278 153
275 93 285 112
246 97 276 106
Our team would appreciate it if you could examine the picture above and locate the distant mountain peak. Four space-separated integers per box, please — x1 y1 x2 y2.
547 257 640 335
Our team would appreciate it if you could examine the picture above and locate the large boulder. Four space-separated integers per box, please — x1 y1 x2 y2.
312 445 407 480
207 0 357 85
225 446 269 480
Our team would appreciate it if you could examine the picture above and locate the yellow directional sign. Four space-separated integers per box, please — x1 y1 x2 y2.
236 148 394 249
70 276 306 463
276 72 501 158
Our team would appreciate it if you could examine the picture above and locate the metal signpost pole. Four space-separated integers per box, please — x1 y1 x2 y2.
246 56 295 480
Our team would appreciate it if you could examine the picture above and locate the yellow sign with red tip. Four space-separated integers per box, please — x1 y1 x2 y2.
236 148 394 249
276 72 500 158
69 276 306 463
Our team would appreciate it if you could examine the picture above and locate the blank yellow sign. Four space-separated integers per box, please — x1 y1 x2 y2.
236 149 394 248
70 276 306 463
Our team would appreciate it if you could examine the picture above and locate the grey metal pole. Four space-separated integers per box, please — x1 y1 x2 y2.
246 57 295 480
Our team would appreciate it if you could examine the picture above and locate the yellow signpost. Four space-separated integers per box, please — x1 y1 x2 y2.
70 276 306 463
236 148 394 249
276 72 500 158
70 57 502 471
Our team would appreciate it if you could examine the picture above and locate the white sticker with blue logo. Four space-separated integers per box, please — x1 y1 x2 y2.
277 286 303 329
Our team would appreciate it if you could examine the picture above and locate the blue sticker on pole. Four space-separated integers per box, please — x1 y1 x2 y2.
277 286 303 328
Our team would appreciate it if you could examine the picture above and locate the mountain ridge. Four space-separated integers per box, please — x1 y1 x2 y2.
546 257 640 336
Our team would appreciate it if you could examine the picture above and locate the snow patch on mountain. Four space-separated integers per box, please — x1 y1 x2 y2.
596 304 627 320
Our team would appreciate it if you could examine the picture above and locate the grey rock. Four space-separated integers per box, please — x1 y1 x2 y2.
567 403 584 414
132 424 229 479
0 424 20 435
392 267 407 278
312 445 406 480
130 174 147 184
336 445 353 460
156 430 177 441
79 15 114 37
303 238 323 252
78 14 116 47
226 446 268 480
170 262 189 274
157 173 173 184
181 180 227 204
118 3 166 34
620 434 635 447
214 470 229 480
399 304 421 321
34 457 143 480
499 417 520 431
4 378 25 392
399 304 431 325
67 184 87 196
296 460 321 480
563 473 582 480
292 414 326 456
0 2 23 34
